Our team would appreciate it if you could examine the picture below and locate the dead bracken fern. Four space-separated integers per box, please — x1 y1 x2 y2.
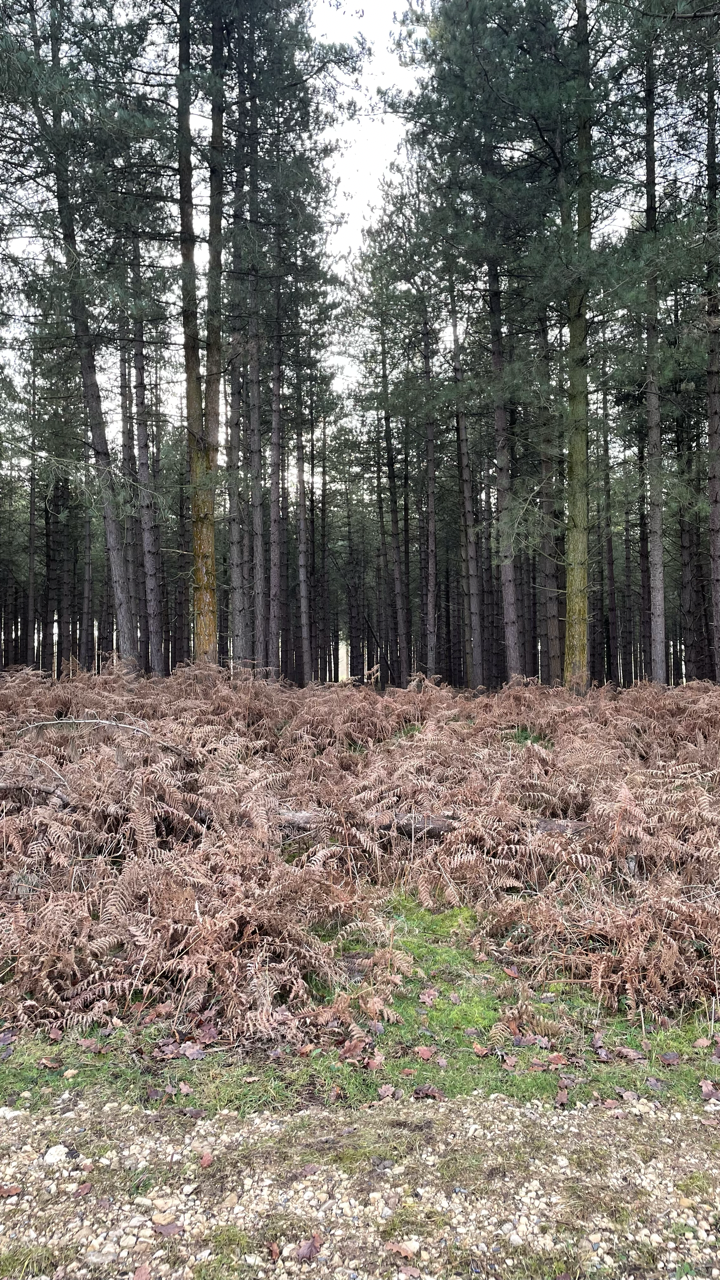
1 667 720 1035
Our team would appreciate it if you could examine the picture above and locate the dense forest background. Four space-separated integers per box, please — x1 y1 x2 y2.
0 0 719 692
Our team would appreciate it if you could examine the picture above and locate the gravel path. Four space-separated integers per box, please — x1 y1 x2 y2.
1 1091 719 1279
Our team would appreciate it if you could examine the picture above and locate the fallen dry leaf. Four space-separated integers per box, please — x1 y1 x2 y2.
328 1085 342 1103
400 1068 416 1077
200 1152 213 1169
436 1056 448 1068
267 1241 280 1261
0 1186 21 1198
449 992 460 1005
555 1087 568 1107
62 1069 78 1080
73 1183 92 1198
700 1079 720 1101
501 1054 517 1071
615 1046 646 1062
48 1028 62 1042
296 1233 323 1261
400 1267 421 1278
502 964 519 978
386 1241 418 1258
179 1081 193 1095
134 1266 151 1280
78 1038 100 1053
472 1042 490 1058
153 1222 183 1237
297 1044 313 1057
243 1075 260 1083
365 1055 385 1070
378 1084 394 1100
39 1058 60 1069
414 1045 434 1061
694 1037 712 1048
419 987 439 1007
659 1052 680 1066
413 1083 446 1101
547 1052 567 1069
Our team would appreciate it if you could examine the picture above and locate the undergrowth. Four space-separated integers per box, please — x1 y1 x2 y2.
2 667 720 1048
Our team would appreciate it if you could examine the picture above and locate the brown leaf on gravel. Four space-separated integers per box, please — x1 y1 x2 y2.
133 1267 151 1280
152 1222 183 1237
701 1117 719 1127
386 1242 418 1258
414 1045 434 1061
400 1267 421 1278
267 1241 280 1261
200 1152 213 1168
73 1183 92 1198
301 1164 319 1175
472 1042 490 1057
296 1234 323 1261
0 1185 21 1197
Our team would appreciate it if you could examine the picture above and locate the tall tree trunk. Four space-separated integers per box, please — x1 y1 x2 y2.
178 0 215 661
602 391 619 685
706 50 720 679
247 14 266 670
380 323 409 686
562 0 591 691
295 364 312 686
638 441 652 677
131 236 165 675
26 420 36 667
41 13 135 661
538 314 562 684
319 417 328 682
487 260 521 678
449 274 484 686
268 269 283 678
376 423 397 684
645 44 666 682
422 311 437 676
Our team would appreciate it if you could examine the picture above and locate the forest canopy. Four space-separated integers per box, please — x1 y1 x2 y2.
0 0 719 692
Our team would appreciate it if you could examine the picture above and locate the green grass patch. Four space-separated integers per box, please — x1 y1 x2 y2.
1 895 718 1121
0 1246 72 1278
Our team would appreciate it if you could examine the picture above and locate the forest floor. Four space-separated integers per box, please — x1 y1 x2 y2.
2 669 720 1276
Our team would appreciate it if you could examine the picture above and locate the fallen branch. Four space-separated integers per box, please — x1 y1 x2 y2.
16 719 184 756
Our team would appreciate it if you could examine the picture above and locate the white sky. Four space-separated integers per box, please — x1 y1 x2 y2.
311 1 418 260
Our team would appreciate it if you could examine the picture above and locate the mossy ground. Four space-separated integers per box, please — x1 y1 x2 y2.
1 896 718 1121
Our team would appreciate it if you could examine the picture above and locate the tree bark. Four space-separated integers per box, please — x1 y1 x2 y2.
131 236 165 675
178 0 217 662
487 260 521 679
449 273 483 686
380 323 409 686
422 311 437 676
645 44 666 683
538 314 562 684
562 0 591 692
295 363 313 686
706 50 720 679
268 266 283 678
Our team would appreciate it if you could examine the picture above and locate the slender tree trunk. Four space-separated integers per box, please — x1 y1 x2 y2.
27 423 36 667
295 364 312 685
562 0 591 691
422 311 437 676
178 0 215 661
268 268 283 678
645 44 666 682
487 260 521 678
706 50 720 679
319 418 328 682
131 237 165 675
376 423 397 683
602 389 619 685
538 314 562 684
449 274 483 686
246 16 266 670
380 323 409 686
